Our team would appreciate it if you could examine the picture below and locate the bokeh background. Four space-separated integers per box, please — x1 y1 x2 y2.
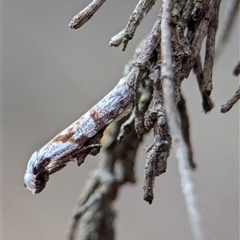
2 1 239 240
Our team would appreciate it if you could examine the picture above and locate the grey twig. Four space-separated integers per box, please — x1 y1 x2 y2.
161 0 205 239
221 61 240 113
122 0 156 51
203 1 220 96
67 168 118 240
132 10 162 137
215 0 240 58
69 0 107 29
143 66 171 204
109 29 124 47
221 86 240 113
190 0 221 61
177 93 196 169
193 54 214 113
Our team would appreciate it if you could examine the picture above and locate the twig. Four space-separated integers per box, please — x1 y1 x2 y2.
161 0 205 240
215 0 240 58
221 61 240 113
122 0 156 51
132 10 162 137
109 29 124 47
143 66 171 204
69 0 106 29
203 1 220 96
134 11 162 68
67 169 118 240
190 0 220 61
193 54 214 112
221 86 240 113
177 93 196 169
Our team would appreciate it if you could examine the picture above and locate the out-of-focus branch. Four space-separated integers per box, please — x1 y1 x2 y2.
215 0 240 59
177 93 196 169
161 1 205 240
193 55 214 113
109 29 124 47
190 0 220 61
221 61 240 113
143 66 171 204
203 1 220 96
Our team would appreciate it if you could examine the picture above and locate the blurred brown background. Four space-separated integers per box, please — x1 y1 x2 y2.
2 1 239 240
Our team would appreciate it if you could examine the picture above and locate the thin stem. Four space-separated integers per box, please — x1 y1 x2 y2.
161 1 205 239
221 86 240 113
69 0 107 29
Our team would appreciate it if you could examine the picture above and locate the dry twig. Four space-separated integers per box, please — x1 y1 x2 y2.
203 1 220 96
221 87 240 113
193 54 214 113
69 0 107 29
122 0 156 51
161 1 205 239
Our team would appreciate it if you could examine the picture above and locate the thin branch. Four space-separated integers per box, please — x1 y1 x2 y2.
161 1 205 240
69 0 106 29
193 54 214 113
109 29 124 47
221 61 240 113
203 1 220 96
221 86 240 113
122 0 156 51
177 93 196 169
68 168 117 240
190 0 220 61
215 0 240 59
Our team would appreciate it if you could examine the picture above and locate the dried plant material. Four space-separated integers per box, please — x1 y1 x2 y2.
69 0 107 29
161 1 205 239
221 86 240 113
122 0 156 51
203 1 220 96
193 54 214 113
143 67 171 204
177 93 196 169
109 29 124 47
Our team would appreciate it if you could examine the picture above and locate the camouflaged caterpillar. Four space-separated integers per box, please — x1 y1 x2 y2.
24 78 134 194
